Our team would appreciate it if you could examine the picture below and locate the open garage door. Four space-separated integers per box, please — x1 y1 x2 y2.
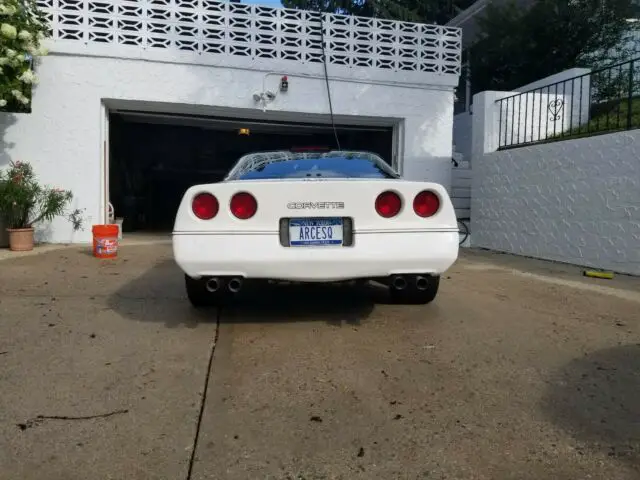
108 111 395 233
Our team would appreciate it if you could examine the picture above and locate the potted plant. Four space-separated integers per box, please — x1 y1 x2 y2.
0 160 83 251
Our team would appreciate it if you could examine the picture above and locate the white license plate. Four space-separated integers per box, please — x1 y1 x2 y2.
289 218 343 247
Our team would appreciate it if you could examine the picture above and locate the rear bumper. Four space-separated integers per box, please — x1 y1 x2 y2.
173 231 459 282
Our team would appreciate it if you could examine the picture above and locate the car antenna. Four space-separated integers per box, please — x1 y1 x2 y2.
318 11 342 151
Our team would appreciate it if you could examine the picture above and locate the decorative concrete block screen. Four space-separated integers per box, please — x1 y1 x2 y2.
36 0 461 76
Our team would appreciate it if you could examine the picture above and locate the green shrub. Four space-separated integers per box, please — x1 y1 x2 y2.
0 0 50 112
0 160 83 230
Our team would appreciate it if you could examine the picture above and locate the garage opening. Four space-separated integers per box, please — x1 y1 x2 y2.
108 111 395 233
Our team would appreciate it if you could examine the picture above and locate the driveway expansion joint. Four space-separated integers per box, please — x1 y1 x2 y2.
185 307 221 480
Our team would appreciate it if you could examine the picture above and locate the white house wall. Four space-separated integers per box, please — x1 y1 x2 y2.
0 54 456 244
471 130 640 276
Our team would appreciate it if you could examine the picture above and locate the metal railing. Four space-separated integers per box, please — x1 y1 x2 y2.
496 57 640 149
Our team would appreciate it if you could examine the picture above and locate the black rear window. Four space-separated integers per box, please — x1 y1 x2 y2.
226 151 399 180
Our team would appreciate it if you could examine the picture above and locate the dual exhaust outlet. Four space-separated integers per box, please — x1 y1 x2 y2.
205 275 427 293
390 274 430 291
205 276 243 294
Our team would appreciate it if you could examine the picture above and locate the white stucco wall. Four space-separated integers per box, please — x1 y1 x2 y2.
0 54 455 243
470 129 640 275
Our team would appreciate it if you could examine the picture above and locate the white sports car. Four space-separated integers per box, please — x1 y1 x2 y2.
172 149 459 306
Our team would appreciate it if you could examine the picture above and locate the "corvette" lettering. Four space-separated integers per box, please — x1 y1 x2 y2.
286 202 345 210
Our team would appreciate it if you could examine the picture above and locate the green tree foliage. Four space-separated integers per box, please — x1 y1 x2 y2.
281 0 476 24
281 0 638 97
0 0 50 113
469 0 640 93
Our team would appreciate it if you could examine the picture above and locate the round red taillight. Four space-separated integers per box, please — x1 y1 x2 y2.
375 191 402 218
192 193 219 220
230 192 258 219
413 190 440 217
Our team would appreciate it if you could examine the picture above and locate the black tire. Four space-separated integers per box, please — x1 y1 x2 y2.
389 275 440 305
184 274 227 308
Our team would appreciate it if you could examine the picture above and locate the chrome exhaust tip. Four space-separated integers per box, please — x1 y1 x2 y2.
391 275 407 290
205 277 221 293
228 277 243 293
415 275 429 291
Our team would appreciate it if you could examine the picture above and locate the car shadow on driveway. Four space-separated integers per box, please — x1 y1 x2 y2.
107 259 386 327
220 281 388 326
541 344 640 470
106 258 216 328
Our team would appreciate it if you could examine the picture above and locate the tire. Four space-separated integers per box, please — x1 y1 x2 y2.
184 274 227 308
389 275 440 305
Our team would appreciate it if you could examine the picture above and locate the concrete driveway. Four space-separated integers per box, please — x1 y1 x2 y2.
0 244 639 480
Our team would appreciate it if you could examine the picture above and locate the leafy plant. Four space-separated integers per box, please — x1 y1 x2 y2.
0 160 84 230
0 0 50 112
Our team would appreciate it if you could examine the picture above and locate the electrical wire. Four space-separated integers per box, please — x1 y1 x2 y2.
318 12 342 151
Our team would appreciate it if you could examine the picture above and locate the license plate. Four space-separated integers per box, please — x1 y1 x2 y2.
289 218 343 247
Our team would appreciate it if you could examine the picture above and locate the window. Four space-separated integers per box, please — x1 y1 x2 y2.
226 151 400 181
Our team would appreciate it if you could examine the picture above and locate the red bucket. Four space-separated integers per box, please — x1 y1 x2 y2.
92 224 119 259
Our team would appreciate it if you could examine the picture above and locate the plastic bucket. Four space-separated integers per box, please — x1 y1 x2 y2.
92 224 119 259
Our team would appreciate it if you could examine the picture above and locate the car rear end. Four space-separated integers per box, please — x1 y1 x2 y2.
172 178 459 282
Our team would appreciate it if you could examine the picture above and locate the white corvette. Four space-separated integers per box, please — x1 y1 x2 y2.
172 149 459 307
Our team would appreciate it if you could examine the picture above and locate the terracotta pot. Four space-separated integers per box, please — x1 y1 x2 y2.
7 227 34 252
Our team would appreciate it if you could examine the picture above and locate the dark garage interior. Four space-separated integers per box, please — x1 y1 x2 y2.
108 111 395 233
